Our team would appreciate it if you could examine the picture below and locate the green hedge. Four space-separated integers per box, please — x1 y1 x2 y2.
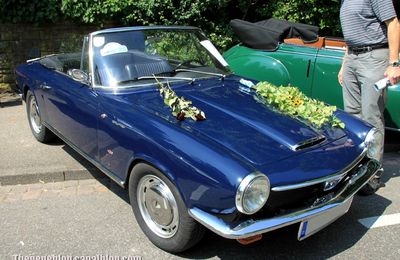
0 0 342 50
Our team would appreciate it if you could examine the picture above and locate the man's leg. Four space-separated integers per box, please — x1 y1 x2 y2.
342 54 362 118
358 48 388 161
356 48 388 195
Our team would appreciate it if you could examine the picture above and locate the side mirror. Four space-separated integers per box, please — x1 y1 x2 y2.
68 69 91 86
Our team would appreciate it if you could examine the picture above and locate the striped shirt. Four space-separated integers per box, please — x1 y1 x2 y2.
340 0 397 46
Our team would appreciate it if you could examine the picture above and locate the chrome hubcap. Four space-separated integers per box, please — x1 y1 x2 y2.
137 175 179 238
29 96 42 134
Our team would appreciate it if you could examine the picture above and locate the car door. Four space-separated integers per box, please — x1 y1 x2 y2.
41 71 99 159
311 47 345 107
272 44 318 96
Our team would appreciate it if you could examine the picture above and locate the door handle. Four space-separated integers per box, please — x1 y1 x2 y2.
39 84 52 90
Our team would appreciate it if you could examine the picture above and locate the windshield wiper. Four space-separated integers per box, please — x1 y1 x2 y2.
117 76 195 85
137 76 195 84
175 69 226 79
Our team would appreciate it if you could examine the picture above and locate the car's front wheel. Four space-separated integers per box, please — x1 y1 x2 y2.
26 90 55 143
129 163 205 253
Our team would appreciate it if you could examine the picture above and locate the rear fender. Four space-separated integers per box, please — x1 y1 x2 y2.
227 54 290 86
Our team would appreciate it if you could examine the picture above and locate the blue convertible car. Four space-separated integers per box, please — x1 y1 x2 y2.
16 26 381 253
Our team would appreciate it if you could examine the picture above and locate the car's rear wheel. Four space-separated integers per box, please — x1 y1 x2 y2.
26 90 55 143
129 163 205 253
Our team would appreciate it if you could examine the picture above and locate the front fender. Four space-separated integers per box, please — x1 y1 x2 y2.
98 95 254 214
123 120 253 214
224 46 290 86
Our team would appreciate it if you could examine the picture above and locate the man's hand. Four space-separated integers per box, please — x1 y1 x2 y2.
338 66 344 87
384 66 400 85
338 47 348 87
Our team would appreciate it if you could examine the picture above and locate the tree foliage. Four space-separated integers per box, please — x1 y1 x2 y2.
267 0 342 36
0 0 60 23
0 0 343 49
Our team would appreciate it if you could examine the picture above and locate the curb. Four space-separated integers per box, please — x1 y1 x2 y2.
0 96 22 108
0 168 106 186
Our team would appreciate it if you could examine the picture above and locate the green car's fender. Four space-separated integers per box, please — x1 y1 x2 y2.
224 47 290 86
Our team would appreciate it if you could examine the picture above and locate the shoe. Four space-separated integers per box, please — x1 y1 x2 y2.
357 168 385 196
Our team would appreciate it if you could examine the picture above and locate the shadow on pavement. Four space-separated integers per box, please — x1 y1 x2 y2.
0 90 22 108
178 193 391 259
0 99 22 108
382 130 400 185
384 130 400 153
61 143 130 203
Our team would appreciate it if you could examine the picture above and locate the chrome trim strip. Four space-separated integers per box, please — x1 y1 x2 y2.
175 69 225 78
324 46 346 51
315 53 345 59
386 127 400 132
137 76 195 82
90 26 200 37
271 148 367 192
189 159 380 239
43 122 125 187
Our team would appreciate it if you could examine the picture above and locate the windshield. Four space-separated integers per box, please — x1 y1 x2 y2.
91 29 231 87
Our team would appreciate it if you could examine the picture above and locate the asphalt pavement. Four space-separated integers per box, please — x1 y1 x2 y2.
0 103 103 186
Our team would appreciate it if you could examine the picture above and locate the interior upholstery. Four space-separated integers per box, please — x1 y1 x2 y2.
95 50 172 86
284 37 347 49
39 52 81 73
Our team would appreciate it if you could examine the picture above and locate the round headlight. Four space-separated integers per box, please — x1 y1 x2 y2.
236 172 270 215
365 128 383 160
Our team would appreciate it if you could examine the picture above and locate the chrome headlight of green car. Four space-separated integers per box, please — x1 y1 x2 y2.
236 172 271 215
365 128 383 161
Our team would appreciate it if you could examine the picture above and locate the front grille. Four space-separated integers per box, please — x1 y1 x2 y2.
238 157 372 222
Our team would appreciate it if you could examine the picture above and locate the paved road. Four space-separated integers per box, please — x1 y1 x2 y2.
1 165 399 260
0 104 102 185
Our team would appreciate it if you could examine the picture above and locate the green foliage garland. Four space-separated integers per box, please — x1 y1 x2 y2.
255 82 345 129
155 78 206 122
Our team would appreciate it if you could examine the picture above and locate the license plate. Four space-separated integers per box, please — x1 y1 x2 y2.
298 197 353 240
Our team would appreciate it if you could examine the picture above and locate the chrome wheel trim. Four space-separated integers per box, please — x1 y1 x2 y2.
137 175 179 238
29 95 42 134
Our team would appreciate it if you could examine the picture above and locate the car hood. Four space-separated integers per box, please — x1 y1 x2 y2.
126 78 348 166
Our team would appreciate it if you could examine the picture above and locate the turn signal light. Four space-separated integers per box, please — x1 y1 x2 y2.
236 234 263 245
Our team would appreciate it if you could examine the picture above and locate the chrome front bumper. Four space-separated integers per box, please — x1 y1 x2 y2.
188 159 381 239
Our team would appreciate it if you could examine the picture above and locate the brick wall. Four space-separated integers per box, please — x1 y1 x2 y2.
0 22 99 90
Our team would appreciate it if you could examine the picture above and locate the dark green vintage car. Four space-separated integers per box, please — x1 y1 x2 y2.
224 19 400 131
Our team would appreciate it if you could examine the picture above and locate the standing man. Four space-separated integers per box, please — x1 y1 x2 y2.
338 0 400 195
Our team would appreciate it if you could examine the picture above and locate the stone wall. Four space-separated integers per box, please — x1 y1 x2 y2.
0 22 99 90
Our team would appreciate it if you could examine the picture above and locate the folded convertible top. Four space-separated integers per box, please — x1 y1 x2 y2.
230 18 319 51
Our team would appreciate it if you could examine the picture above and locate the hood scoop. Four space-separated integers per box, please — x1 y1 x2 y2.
292 135 326 151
